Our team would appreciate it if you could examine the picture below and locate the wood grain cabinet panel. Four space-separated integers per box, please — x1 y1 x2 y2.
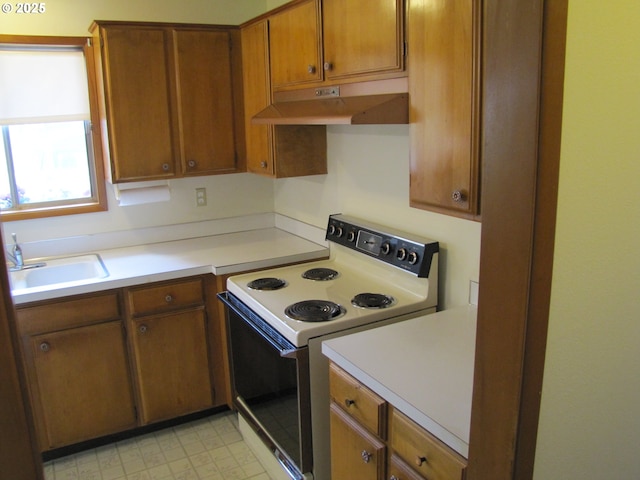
330 402 386 480
173 29 238 176
127 277 204 316
129 308 212 424
15 293 137 452
323 0 405 82
269 0 323 90
391 409 467 480
408 0 482 219
240 19 327 178
91 21 242 182
329 362 387 437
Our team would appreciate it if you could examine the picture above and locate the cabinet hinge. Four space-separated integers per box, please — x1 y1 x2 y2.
87 38 92 48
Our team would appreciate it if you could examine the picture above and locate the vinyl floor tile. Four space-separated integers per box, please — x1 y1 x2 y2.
43 411 274 480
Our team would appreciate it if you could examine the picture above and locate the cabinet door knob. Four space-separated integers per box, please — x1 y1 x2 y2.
344 398 355 408
415 455 427 466
187 159 197 169
260 161 268 169
452 190 466 202
139 324 148 334
162 163 171 172
39 342 50 352
323 62 333 71
165 294 174 303
307 64 316 74
361 450 372 463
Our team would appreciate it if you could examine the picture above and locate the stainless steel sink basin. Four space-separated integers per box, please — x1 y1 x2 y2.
9 254 109 290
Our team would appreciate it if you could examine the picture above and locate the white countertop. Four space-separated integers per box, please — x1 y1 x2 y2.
11 227 328 305
321 305 477 458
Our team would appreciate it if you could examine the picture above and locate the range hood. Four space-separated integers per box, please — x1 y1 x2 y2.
252 78 409 125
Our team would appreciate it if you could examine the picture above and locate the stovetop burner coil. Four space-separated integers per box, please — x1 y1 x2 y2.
247 277 288 291
285 300 346 322
301 267 339 281
351 293 396 309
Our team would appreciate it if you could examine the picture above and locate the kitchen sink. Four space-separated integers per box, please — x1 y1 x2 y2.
9 254 109 290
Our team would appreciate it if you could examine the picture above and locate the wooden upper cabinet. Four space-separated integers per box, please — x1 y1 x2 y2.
241 19 328 178
96 25 176 181
173 29 238 176
91 21 242 183
268 0 406 92
241 20 275 175
269 0 323 90
408 0 481 219
322 0 405 81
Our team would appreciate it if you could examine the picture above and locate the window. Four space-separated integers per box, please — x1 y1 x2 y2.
0 36 106 221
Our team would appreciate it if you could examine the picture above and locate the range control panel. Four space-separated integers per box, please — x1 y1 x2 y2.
326 214 439 278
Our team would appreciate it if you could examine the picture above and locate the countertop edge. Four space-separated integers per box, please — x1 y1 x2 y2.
10 228 328 305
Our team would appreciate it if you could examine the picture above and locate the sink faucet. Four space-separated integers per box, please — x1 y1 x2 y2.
6 233 24 270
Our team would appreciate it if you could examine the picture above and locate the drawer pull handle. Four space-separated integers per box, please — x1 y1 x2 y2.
361 450 372 463
415 455 428 466
165 294 174 303
390 476 399 480
139 324 148 334
39 342 50 352
345 398 355 408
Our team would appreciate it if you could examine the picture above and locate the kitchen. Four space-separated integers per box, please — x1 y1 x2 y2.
0 1 638 480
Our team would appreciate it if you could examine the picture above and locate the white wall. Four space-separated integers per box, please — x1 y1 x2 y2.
533 1 640 478
276 125 481 309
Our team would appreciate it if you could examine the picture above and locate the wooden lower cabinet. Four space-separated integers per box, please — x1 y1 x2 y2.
126 277 213 424
329 363 468 480
330 403 386 480
129 308 212 424
16 292 137 451
15 275 226 451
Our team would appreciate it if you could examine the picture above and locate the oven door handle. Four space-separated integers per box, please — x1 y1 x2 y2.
218 291 302 357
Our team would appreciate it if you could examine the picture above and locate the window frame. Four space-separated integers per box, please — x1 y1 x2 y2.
0 35 107 221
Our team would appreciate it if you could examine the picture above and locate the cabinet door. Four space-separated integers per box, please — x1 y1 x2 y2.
408 0 481 218
99 26 177 181
330 402 386 480
29 321 137 450
131 308 212 424
241 20 274 175
174 29 237 175
269 0 322 89
323 0 405 81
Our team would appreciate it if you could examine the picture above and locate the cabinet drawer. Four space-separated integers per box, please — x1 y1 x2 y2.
389 453 426 480
391 409 467 480
330 402 386 480
127 278 204 316
16 291 121 335
329 363 387 437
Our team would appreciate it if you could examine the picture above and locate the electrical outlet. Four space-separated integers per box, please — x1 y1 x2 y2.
469 280 479 306
195 187 207 207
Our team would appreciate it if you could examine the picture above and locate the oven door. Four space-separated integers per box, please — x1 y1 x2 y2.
218 292 312 479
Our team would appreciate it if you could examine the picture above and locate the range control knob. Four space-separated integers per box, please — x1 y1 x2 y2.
407 251 419 265
328 225 336 236
397 248 407 261
335 226 344 237
347 231 356 242
381 242 392 255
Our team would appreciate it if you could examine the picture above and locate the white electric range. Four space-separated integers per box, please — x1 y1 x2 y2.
218 214 439 480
